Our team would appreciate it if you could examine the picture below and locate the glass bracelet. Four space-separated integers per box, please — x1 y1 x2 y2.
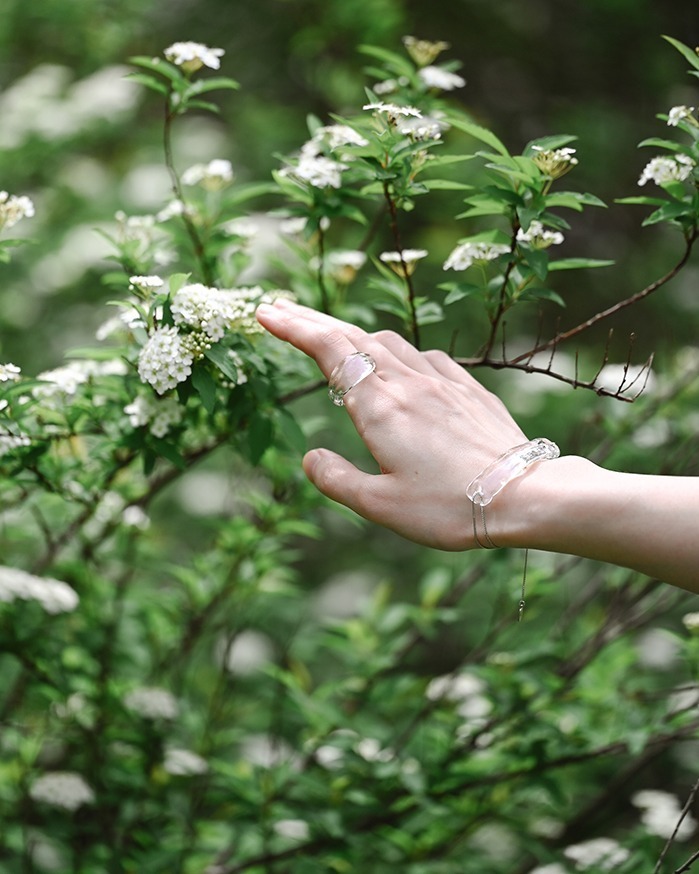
467 438 560 508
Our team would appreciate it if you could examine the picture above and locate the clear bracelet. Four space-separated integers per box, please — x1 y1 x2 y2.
467 438 560 510
467 438 560 621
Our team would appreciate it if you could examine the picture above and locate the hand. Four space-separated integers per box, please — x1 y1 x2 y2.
256 299 528 550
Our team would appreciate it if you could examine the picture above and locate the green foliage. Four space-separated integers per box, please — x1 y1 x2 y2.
0 22 698 874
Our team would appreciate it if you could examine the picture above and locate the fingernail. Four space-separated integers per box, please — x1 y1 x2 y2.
255 302 282 325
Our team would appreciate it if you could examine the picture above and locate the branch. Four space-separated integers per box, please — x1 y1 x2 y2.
382 181 421 348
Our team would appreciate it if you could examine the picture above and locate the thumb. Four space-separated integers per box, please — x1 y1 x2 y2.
302 448 387 521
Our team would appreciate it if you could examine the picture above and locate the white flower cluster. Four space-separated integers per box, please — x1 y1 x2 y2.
304 124 369 156
682 611 699 631
137 324 197 394
667 105 696 127
0 429 31 457
164 41 225 72
181 159 234 191
418 65 466 91
29 772 95 811
273 819 310 841
632 788 697 840
280 153 348 189
563 837 630 871
0 363 21 382
0 190 35 232
380 248 429 276
124 393 184 437
33 359 128 401
399 114 446 141
171 283 265 341
163 747 209 776
517 220 565 248
531 146 579 179
363 101 423 125
0 565 79 614
443 240 510 271
425 671 492 723
124 686 179 720
96 304 146 341
638 154 695 186
129 274 164 294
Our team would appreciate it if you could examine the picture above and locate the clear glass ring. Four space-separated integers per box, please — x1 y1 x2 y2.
328 352 376 406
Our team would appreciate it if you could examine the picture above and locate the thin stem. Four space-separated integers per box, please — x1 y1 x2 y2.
382 181 421 348
316 222 330 313
163 99 215 285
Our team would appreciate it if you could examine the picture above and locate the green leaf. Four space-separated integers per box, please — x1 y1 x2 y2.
545 191 607 210
129 55 183 84
124 72 169 96
642 201 693 226
519 286 566 307
358 44 415 79
275 408 306 455
615 196 669 207
168 273 191 294
183 76 240 99
637 137 684 152
205 344 245 382
523 248 549 281
191 365 217 414
662 35 699 73
448 117 510 157
548 258 615 271
248 412 274 464
523 133 578 154
421 179 473 191
438 282 484 305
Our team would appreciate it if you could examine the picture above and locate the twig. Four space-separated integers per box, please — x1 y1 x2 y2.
654 775 699 874
382 181 421 348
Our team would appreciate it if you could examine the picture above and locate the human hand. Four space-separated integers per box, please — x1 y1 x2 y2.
255 299 529 550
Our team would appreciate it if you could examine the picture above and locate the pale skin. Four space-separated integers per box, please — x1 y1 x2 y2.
255 298 699 594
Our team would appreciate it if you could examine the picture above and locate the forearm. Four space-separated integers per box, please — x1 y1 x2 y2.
491 456 699 592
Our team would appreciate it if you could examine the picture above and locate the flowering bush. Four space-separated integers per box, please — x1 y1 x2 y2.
0 32 698 874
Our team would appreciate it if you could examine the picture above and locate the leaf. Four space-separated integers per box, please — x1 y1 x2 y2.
191 365 217 414
519 286 566 307
129 55 183 83
523 247 549 281
637 137 684 152
275 408 306 455
545 191 607 210
168 273 191 295
662 35 699 73
448 117 510 157
615 195 668 207
248 412 274 464
548 258 615 271
642 201 693 226
438 282 484 305
358 44 415 78
183 76 240 99
124 72 169 96
205 344 244 382
421 179 473 191
523 133 578 153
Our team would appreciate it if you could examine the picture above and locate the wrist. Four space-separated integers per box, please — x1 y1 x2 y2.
486 454 601 551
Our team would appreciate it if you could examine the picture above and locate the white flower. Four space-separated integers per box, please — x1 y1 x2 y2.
224 218 259 238
399 115 446 141
125 686 179 720
273 819 310 841
517 220 564 248
137 325 196 394
327 249 367 271
280 153 348 189
0 565 79 614
682 612 699 632
0 363 21 382
129 274 164 293
181 159 234 191
29 772 94 811
667 105 696 127
122 505 150 529
163 747 209 776
279 216 308 236
0 191 35 232
531 146 579 178
418 65 466 91
309 124 368 151
164 41 225 73
379 248 428 276
443 241 510 271
355 737 394 763
632 788 697 840
563 837 630 871
0 431 31 456
124 393 184 437
363 101 422 123
171 282 265 341
221 629 274 676
156 199 188 222
638 154 695 186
